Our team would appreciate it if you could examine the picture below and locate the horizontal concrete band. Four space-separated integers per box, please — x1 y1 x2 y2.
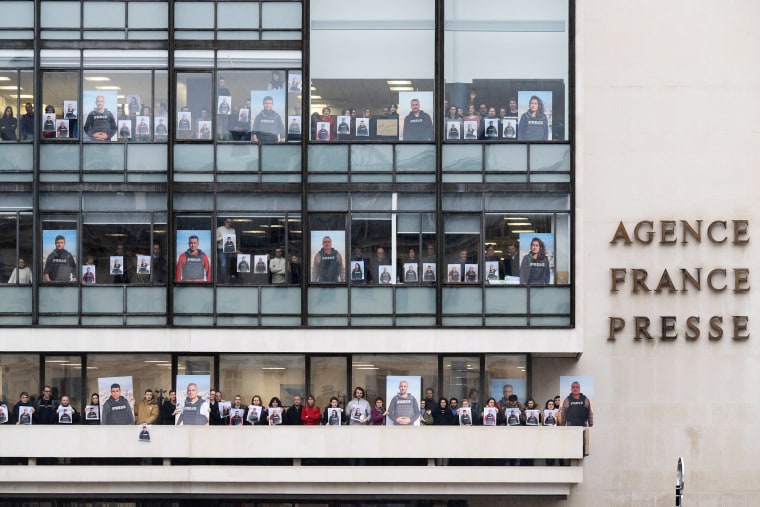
0 466 581 497
1 425 585 459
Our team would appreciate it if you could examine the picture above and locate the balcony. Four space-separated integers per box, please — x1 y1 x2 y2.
0 425 586 498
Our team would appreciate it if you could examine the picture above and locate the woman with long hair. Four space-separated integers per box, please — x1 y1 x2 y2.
519 237 551 285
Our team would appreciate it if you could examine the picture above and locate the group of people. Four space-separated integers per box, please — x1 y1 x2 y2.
1 381 592 430
444 95 550 141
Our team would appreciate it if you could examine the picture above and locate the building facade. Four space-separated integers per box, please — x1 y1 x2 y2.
2 0 757 505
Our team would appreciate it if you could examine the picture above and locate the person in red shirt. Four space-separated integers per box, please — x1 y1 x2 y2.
175 235 212 282
300 394 321 425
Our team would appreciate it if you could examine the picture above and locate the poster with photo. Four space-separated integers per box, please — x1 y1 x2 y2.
42 229 77 283
19 406 33 425
484 119 500 138
543 409 558 426
269 406 283 425
110 256 124 275
463 120 478 140
385 376 421 426
459 406 473 426
55 119 70 138
135 116 151 139
446 121 461 140
517 91 552 141
217 95 232 115
118 119 132 139
288 72 302 93
253 254 268 274
230 408 245 426
559 376 594 401
98 375 135 425
446 264 461 282
63 100 77 119
315 121 330 141
502 117 517 139
485 261 500 281
222 234 236 254
81 265 96 284
464 264 478 282
42 113 56 133
138 424 151 442
238 108 250 124
506 407 521 426
310 231 346 283
137 255 151 274
175 230 212 283
126 95 141 116
175 374 211 426
483 406 498 426
250 89 286 143
326 407 342 426
490 379 527 405
237 254 251 273
0 404 8 424
349 261 364 281
84 404 100 421
155 117 168 136
403 263 418 283
197 120 212 140
83 90 118 141
518 233 554 285
422 263 436 282
336 115 351 135
287 116 301 135
58 406 73 424
398 91 434 141
247 405 262 424
219 401 231 419
377 265 393 285
525 409 540 426
356 118 371 137
177 112 192 131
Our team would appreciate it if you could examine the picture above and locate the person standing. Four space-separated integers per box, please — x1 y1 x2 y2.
43 235 77 283
20 103 34 141
33 385 58 425
134 389 159 426
345 387 371 425
403 98 434 141
269 247 287 284
216 218 236 283
8 257 32 284
285 395 304 425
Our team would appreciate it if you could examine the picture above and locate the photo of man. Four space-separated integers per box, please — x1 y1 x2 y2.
83 91 118 141
310 232 345 283
175 230 212 282
399 91 434 141
98 376 135 425
42 230 77 283
174 374 211 426
110 256 124 275
137 255 151 275
237 254 250 273
251 91 285 143
386 376 421 426
82 265 96 284
64 101 77 119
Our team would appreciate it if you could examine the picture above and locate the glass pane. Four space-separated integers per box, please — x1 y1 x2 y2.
485 144 527 172
128 144 168 172
395 287 435 314
442 356 480 416
174 144 213 172
261 287 301 314
82 287 124 313
175 2 215 29
84 2 125 29
88 353 173 413
219 354 305 408
351 354 438 411
262 144 301 172
0 354 39 416
262 3 302 30
41 217 78 284
308 145 348 173
217 287 259 314
173 287 213 313
129 3 168 29
218 144 259 172
442 145 482 172
309 356 347 413
176 72 212 141
83 144 125 171
0 212 33 284
443 215 480 283
42 71 79 141
445 0 569 141
308 287 347 314
529 286 570 314
0 286 32 313
218 2 260 30
485 287 527 314
530 144 570 172
350 287 392 314
442 287 482 314
484 354 528 406
41 1 80 28
39 286 78 313
396 144 436 173
43 355 83 411
40 144 80 171
127 287 167 313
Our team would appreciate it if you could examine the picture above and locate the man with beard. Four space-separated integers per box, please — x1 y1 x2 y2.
44 235 77 282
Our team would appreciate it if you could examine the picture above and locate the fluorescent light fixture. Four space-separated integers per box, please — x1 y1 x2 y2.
0 86 18 90
242 229 266 234
311 95 322 99
389 86 413 91
10 95 33 99
508 222 532 227
387 80 411 85
511 229 536 233
0 77 11 81
262 367 286 370
85 76 111 82
504 217 529 221
356 367 379 370
96 86 121 90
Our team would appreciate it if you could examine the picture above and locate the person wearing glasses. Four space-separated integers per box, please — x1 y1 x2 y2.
33 385 58 424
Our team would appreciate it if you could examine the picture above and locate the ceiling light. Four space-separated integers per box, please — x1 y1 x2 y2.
85 76 111 82
511 229 536 233
389 86 414 92
311 95 322 100
387 80 412 85
95 86 121 90
0 77 11 82
504 217 529 221
0 86 18 90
